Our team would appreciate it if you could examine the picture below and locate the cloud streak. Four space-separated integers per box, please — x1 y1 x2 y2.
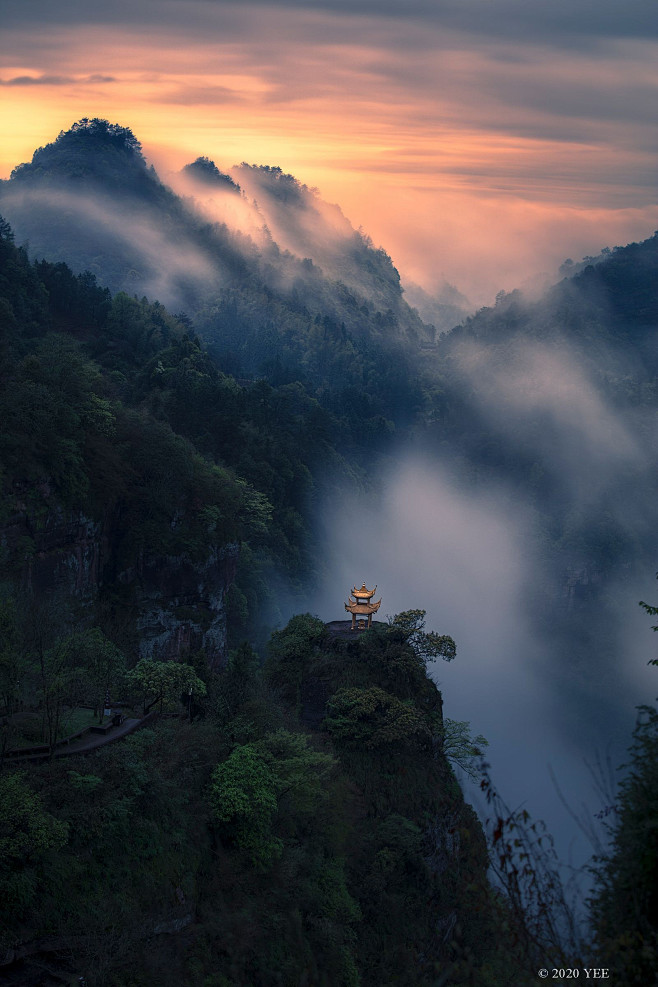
0 74 115 86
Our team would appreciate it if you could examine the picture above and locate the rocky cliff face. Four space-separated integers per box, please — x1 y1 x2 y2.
127 544 238 668
1 497 237 668
2 502 104 603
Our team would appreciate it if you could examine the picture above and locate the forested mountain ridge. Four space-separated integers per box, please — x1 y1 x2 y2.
0 215 381 659
431 229 658 551
441 231 658 364
0 118 439 663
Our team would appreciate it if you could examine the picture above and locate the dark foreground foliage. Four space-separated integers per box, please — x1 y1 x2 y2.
588 591 658 985
1 618 544 987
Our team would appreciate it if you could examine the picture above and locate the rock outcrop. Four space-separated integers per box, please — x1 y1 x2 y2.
1 497 237 667
129 544 238 668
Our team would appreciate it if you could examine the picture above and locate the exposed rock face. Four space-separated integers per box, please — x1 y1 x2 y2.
128 544 238 669
3 505 104 603
1 499 238 668
326 619 387 640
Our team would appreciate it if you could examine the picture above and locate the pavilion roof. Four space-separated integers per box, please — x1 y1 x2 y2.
351 583 377 601
345 598 382 615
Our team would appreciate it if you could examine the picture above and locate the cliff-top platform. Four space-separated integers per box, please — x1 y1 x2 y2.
326 620 387 640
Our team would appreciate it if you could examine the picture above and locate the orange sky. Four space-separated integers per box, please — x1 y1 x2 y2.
2 1 657 304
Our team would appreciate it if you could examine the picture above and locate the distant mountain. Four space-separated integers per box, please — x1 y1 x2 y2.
0 119 256 307
431 230 658 539
0 119 431 381
448 232 658 353
402 279 472 335
181 156 241 193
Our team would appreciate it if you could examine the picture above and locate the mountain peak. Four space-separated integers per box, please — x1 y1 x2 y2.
10 118 147 187
182 156 241 193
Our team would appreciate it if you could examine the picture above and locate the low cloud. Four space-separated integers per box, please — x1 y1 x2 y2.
1 186 220 310
313 447 655 868
453 339 643 501
174 160 404 313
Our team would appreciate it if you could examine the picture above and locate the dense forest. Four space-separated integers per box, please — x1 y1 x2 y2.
1 119 657 984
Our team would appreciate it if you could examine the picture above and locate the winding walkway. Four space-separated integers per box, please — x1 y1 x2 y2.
4 713 157 763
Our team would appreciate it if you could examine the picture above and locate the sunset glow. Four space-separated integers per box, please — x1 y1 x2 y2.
2 0 657 303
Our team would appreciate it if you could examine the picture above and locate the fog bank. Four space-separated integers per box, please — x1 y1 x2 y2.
312 457 656 871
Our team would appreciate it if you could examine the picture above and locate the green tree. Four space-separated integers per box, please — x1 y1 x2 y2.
0 596 21 710
260 728 335 819
590 704 658 982
266 613 326 704
209 742 282 870
209 730 336 870
127 658 206 714
0 335 115 505
441 718 489 780
215 640 262 716
67 628 126 722
0 215 15 242
20 604 89 751
0 772 68 926
326 686 430 753
388 609 456 663
590 587 658 980
0 596 27 759
37 638 88 749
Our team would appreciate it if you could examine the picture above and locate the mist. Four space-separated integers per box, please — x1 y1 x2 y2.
170 158 418 323
310 303 658 875
311 452 656 877
453 338 644 500
0 186 224 310
4 119 657 883
173 167 273 251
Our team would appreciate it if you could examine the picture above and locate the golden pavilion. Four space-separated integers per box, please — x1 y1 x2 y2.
345 583 382 631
